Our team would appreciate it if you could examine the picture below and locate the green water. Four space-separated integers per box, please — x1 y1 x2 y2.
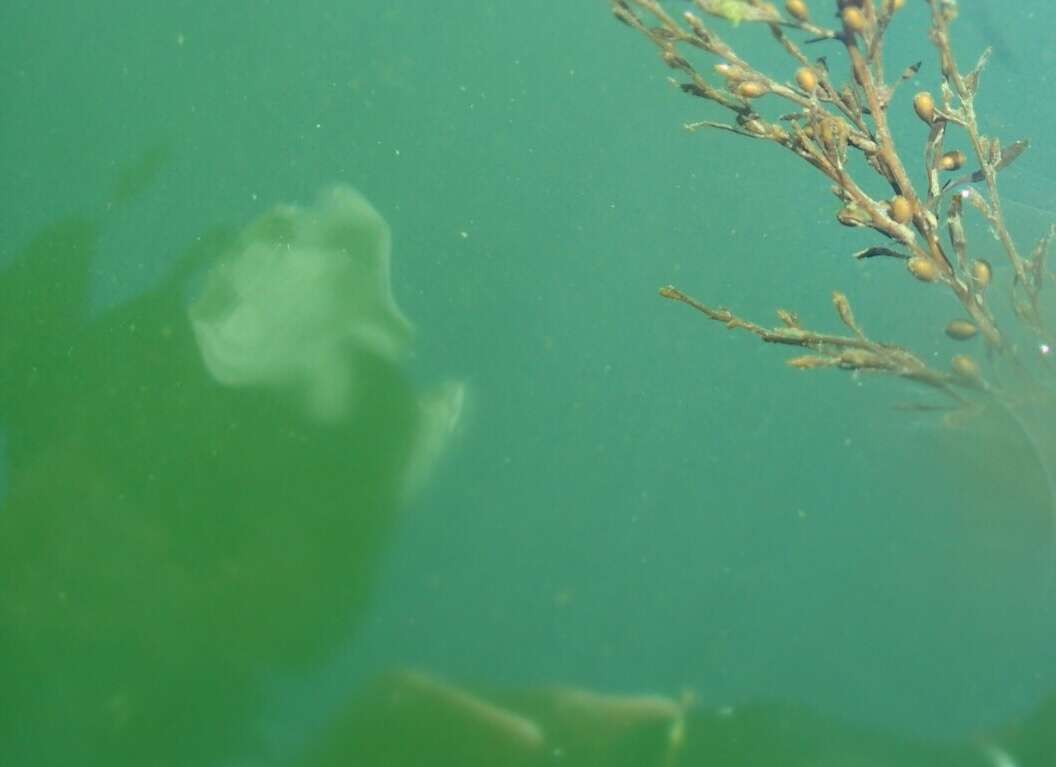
2 1 1054 765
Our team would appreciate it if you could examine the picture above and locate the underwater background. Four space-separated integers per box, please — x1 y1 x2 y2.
2 1 1055 764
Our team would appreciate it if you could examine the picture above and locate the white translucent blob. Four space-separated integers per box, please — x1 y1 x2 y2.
189 185 413 424
404 380 467 497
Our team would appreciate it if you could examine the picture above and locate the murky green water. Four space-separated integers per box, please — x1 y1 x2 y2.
3 1 1054 764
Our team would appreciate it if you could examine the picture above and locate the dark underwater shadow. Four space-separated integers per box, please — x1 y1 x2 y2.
0 153 454 766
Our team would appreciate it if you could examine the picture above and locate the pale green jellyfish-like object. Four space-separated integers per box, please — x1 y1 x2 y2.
189 184 415 424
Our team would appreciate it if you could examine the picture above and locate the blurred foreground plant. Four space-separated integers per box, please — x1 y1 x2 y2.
612 0 1055 416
